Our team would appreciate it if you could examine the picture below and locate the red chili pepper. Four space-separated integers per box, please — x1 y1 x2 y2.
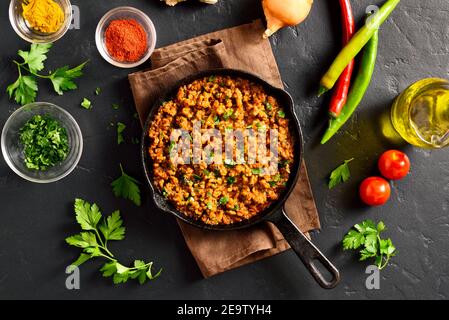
328 0 355 118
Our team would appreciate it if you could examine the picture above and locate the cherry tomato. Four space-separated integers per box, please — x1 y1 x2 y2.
359 177 391 206
378 150 410 180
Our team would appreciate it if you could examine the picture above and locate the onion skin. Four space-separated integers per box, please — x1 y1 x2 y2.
262 0 313 38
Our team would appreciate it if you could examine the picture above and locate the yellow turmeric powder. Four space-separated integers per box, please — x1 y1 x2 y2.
22 0 65 33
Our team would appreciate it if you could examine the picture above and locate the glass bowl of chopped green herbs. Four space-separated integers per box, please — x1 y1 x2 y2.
1 102 83 183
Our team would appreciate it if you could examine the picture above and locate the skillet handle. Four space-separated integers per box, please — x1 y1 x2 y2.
272 209 340 289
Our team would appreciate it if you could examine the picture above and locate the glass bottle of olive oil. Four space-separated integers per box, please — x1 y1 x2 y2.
391 78 449 148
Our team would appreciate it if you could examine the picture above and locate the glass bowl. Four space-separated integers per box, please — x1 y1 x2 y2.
9 0 72 43
1 102 83 183
95 6 157 68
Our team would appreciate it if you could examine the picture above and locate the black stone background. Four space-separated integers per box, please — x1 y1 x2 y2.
0 0 448 300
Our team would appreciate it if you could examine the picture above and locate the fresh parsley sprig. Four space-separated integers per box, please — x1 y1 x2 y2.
111 164 141 206
66 199 161 285
7 43 88 105
342 220 396 270
328 158 354 189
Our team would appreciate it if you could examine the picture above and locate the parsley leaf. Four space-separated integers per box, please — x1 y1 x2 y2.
18 43 52 73
328 158 354 189
95 87 101 95
117 122 126 145
354 219 377 234
111 164 141 206
66 199 161 285
74 198 102 231
99 210 125 241
342 220 396 270
49 61 88 95
7 75 38 105
342 229 365 250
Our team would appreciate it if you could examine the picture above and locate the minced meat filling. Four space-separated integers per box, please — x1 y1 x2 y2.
148 76 294 225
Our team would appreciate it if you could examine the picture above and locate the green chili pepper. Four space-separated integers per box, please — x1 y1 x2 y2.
321 29 379 144
319 0 399 95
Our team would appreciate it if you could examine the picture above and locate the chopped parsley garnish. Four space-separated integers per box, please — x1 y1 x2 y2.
95 87 101 95
180 174 191 186
219 196 229 206
168 141 176 153
117 122 126 145
252 168 262 175
265 101 272 111
227 176 236 185
81 98 92 109
223 109 234 120
278 159 290 169
19 114 69 171
277 110 286 118
224 158 236 167
256 122 266 131
268 174 281 187
112 103 120 110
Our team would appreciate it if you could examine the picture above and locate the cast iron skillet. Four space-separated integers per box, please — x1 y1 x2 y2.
141 69 340 289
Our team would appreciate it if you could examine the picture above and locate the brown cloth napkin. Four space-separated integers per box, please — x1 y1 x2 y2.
129 20 320 278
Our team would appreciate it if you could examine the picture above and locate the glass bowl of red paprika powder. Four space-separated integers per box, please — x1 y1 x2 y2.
95 7 157 68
